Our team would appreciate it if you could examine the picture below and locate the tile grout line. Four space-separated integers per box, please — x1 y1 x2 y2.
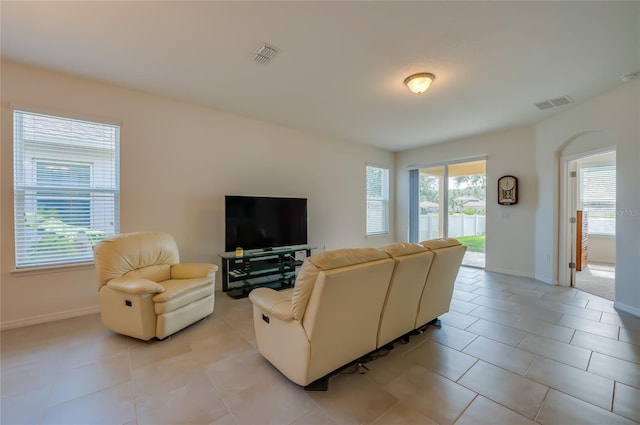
532 387 552 424
368 399 401 425
611 381 617 413
127 340 142 425
522 355 538 378
450 393 479 425
204 368 242 424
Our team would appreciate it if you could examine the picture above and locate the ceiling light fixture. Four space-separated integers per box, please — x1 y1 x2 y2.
404 72 435 94
621 71 640 82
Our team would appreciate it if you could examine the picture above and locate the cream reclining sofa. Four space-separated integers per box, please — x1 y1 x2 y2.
377 242 435 347
249 238 465 389
94 232 218 340
249 248 395 388
416 238 468 329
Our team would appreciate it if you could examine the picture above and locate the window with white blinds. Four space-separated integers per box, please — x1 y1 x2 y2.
13 110 120 268
579 164 615 236
366 165 389 236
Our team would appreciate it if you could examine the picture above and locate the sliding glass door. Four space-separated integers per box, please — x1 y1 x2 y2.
411 159 486 267
418 165 445 240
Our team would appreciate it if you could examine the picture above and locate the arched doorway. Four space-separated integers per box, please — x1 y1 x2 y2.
558 130 616 301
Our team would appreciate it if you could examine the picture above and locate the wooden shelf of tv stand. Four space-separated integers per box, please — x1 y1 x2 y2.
218 245 312 299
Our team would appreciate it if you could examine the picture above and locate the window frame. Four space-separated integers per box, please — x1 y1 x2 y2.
366 164 390 236
12 108 121 270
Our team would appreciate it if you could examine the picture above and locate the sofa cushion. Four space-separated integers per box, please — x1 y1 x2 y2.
124 264 172 283
153 281 215 314
152 277 213 304
420 238 462 250
106 277 165 295
380 242 428 257
94 232 180 288
249 287 294 321
291 248 390 321
171 263 218 279
290 261 321 321
308 248 390 269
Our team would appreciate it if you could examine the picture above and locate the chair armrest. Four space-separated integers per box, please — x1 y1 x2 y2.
249 288 294 321
171 263 218 279
106 277 165 295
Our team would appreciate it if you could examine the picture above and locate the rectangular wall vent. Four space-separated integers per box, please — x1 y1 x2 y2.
251 43 280 65
534 95 573 111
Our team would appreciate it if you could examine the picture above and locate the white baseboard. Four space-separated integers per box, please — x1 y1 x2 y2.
534 273 553 285
485 268 557 286
613 301 640 318
0 305 100 331
485 267 535 280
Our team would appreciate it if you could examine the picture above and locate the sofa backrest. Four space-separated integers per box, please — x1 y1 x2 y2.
94 232 180 289
290 248 390 321
294 248 395 382
415 238 466 328
378 242 435 347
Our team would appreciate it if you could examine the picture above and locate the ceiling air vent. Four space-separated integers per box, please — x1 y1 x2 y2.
534 100 554 110
534 95 573 111
251 43 280 65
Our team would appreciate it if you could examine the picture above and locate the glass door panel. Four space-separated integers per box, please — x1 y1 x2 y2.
413 159 486 268
447 160 486 267
418 166 445 241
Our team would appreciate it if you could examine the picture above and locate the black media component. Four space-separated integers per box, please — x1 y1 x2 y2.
219 247 311 298
224 195 308 252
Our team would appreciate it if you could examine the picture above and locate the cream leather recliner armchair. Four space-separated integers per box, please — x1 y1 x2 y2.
249 248 395 388
94 232 218 340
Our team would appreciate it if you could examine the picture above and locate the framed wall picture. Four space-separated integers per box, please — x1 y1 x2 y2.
498 175 518 205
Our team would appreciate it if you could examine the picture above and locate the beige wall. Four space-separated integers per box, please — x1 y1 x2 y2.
2 61 639 327
395 126 537 278
534 80 640 316
396 82 640 316
587 236 615 265
0 61 395 327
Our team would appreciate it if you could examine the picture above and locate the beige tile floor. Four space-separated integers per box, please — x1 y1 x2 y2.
2 267 640 425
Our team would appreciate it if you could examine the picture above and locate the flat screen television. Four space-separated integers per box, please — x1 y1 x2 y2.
225 195 308 252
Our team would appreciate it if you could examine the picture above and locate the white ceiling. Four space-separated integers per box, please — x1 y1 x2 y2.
2 1 639 152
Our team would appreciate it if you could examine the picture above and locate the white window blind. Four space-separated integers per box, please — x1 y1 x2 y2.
366 165 389 236
13 110 120 268
579 164 615 236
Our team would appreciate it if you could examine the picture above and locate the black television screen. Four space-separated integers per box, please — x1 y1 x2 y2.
225 195 308 252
